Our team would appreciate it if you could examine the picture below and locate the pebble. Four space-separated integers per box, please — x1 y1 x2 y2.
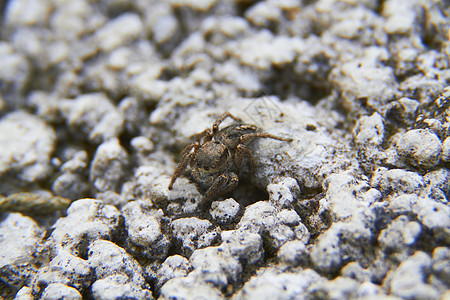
209 198 241 225
0 213 43 292
0 111 56 183
90 138 128 193
49 199 122 256
121 201 170 260
396 129 442 168
156 255 192 289
171 217 220 257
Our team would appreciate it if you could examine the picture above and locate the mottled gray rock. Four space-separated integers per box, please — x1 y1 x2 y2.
386 194 418 216
149 174 204 217
329 47 397 116
277 240 309 267
52 151 89 200
126 160 175 204
310 219 374 274
52 172 89 201
210 198 241 225
40 283 82 300
340 262 373 283
352 113 386 171
384 251 439 300
5 0 52 26
387 194 450 247
323 172 379 222
233 268 324 300
398 52 448 105
422 168 450 203
382 0 420 35
90 138 128 193
121 201 170 260
316 173 377 273
237 201 309 253
220 229 264 267
49 199 122 256
355 282 388 298
226 31 304 70
212 61 260 94
172 217 220 257
237 201 276 233
59 93 124 143
267 177 300 209
372 168 424 197
385 97 420 126
88 240 152 297
0 111 56 184
244 99 354 190
156 255 192 290
442 137 450 162
377 215 422 261
147 5 179 47
159 275 224 300
0 213 43 294
95 13 144 52
190 246 242 290
396 129 442 168
91 274 153 300
308 276 360 299
412 197 450 243
353 113 385 146
245 1 281 27
96 191 127 208
129 136 155 164
13 286 33 300
0 43 30 101
266 224 296 252
32 251 91 295
277 209 301 227
431 247 450 288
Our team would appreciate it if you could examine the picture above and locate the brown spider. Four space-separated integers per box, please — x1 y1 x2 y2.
168 112 292 201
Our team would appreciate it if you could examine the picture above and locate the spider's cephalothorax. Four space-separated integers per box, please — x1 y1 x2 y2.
168 112 292 201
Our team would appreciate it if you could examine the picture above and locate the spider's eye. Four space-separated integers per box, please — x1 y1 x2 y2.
203 166 210 171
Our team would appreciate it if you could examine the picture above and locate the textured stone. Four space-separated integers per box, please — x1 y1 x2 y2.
0 111 56 183
396 129 442 168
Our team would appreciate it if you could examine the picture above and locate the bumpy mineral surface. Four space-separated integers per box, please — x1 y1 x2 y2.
0 0 449 299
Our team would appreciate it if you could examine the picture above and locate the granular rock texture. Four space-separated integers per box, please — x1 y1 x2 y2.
0 0 449 299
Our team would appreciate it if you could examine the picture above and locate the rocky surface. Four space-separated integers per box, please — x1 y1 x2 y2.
0 0 449 299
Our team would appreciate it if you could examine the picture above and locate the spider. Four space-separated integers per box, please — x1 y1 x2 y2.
168 112 292 201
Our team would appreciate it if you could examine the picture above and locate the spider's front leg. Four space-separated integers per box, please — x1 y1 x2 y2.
234 132 292 173
240 132 293 144
204 172 239 202
169 142 199 189
234 144 257 173
212 112 242 134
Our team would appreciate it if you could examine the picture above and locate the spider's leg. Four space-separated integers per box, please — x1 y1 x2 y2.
235 132 291 174
204 172 239 202
193 128 213 143
169 142 198 189
180 141 198 158
212 112 242 134
240 132 293 144
235 144 256 173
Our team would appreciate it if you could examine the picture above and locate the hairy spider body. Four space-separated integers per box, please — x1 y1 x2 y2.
168 112 292 201
217 124 259 149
